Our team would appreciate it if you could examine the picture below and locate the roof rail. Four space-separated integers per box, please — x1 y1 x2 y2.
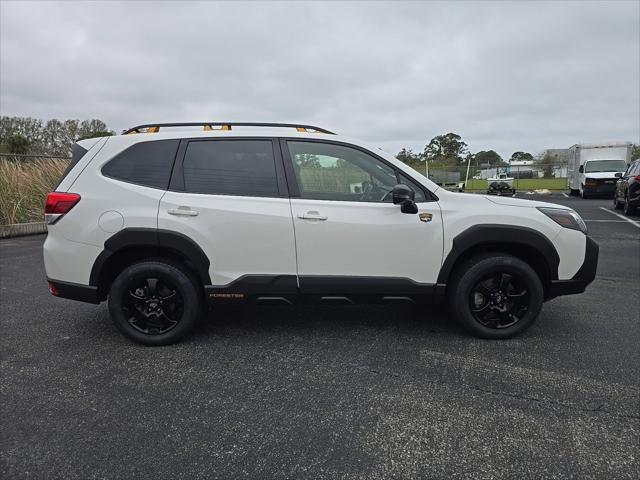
123 122 335 135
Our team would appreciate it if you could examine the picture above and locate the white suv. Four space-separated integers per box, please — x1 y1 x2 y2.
43 122 598 345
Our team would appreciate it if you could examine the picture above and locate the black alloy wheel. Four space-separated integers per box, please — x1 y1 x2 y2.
123 277 183 335
108 260 202 345
469 272 529 329
448 253 544 339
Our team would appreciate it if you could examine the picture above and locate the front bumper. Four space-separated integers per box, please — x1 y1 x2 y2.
584 181 617 195
547 236 598 298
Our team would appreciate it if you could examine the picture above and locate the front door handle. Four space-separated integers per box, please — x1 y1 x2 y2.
168 207 199 216
298 211 328 221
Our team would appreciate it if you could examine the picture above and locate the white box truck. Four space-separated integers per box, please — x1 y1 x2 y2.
567 142 633 198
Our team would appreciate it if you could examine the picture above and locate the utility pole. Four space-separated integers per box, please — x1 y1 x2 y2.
465 155 471 188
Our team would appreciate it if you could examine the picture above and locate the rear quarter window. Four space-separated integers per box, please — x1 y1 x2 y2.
102 139 179 189
54 143 88 190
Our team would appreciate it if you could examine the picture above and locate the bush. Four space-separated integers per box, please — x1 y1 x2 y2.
0 158 68 225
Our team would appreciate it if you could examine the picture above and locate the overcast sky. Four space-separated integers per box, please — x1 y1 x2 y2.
1 0 638 159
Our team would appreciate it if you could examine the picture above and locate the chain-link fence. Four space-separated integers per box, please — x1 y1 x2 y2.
419 163 568 192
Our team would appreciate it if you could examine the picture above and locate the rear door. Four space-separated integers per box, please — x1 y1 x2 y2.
282 139 444 293
158 138 297 290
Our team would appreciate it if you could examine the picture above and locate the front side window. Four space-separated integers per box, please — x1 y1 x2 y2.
182 140 279 197
287 141 399 202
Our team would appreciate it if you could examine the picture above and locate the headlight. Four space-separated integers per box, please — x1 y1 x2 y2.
537 207 588 234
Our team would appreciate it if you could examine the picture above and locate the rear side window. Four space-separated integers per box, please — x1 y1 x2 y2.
102 139 179 189
182 140 279 197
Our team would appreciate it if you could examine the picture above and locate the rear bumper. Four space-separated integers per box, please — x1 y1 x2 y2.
47 278 100 304
547 236 598 298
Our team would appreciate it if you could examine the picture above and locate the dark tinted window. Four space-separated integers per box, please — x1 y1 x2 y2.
55 143 88 189
102 139 179 189
182 140 279 197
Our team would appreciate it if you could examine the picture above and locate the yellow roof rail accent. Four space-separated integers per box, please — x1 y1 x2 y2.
204 124 231 131
123 123 335 135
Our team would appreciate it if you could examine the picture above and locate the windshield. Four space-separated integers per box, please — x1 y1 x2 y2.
584 160 627 173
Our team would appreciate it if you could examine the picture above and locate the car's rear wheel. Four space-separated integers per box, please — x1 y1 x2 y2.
448 254 544 339
108 260 202 346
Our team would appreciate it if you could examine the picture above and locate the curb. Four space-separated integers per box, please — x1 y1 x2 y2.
0 222 47 239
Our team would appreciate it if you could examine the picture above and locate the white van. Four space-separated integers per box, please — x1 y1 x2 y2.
567 142 632 198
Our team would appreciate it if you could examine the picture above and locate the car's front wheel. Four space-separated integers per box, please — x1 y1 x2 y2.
580 186 589 199
623 193 636 216
108 260 202 346
448 254 544 339
614 194 623 210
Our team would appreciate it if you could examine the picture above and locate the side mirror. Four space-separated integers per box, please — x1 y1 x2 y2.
578 165 584 173
392 184 418 214
615 172 623 178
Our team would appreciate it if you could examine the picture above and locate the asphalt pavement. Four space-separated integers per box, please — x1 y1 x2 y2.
1 194 639 479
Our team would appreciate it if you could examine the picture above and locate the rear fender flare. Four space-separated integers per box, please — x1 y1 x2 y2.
89 228 211 287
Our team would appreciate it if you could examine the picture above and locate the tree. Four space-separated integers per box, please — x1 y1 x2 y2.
423 133 469 165
78 119 114 140
295 153 321 168
5 134 30 154
536 152 555 178
396 148 424 170
510 151 534 163
474 150 505 167
631 144 640 162
77 130 114 141
0 116 115 156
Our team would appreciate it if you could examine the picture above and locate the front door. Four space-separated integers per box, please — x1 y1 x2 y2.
282 139 443 295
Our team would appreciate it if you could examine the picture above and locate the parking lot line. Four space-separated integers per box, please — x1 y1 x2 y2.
561 192 569 198
599 207 640 228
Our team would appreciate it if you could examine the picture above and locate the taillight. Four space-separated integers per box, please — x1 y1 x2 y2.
585 178 597 186
635 175 640 182
45 192 81 224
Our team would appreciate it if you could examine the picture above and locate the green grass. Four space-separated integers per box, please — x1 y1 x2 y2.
464 177 567 191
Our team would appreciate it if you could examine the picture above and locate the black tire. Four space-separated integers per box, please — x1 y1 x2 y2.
447 254 544 339
623 194 636 216
569 188 579 196
108 260 202 346
580 186 588 199
614 194 623 210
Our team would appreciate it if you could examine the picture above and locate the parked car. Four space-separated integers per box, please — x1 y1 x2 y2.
43 122 598 345
613 159 640 215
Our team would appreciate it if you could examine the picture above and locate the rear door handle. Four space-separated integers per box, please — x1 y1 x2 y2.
298 211 328 221
168 207 199 216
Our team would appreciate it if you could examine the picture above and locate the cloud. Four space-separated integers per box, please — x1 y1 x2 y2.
1 0 638 159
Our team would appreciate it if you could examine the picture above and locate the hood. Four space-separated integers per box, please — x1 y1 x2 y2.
583 171 623 179
484 195 571 210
